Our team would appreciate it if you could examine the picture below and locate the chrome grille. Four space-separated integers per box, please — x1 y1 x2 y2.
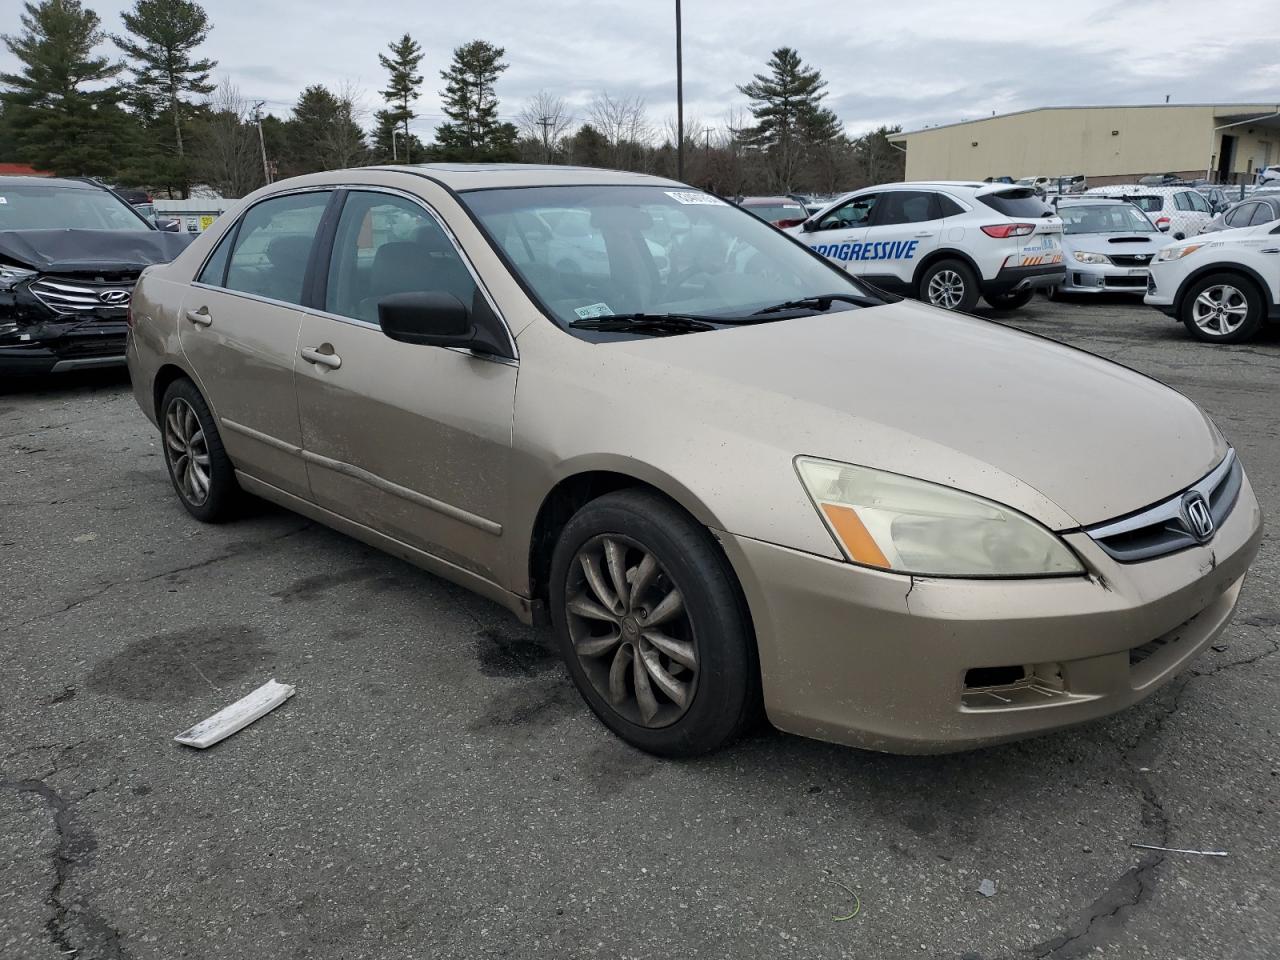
1085 450 1242 563
29 276 135 316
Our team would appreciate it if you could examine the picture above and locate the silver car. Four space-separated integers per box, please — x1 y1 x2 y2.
1049 197 1173 297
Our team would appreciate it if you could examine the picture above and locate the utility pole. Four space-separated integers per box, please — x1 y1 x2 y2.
392 127 402 163
403 119 412 164
536 116 554 163
675 0 684 182
252 101 271 185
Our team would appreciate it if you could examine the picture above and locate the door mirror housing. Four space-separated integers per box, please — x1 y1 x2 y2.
801 219 818 233
154 217 182 232
378 292 476 347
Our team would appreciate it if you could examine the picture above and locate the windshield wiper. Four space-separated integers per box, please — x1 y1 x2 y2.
751 292 884 316
568 313 719 335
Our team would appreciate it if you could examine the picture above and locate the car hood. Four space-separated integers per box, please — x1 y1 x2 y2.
1062 233 1170 254
609 299 1224 530
0 229 192 274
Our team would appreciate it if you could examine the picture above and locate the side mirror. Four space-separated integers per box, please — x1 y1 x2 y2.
801 219 818 233
378 292 475 348
155 217 181 232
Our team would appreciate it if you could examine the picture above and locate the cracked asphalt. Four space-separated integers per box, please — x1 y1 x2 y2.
2 295 1278 960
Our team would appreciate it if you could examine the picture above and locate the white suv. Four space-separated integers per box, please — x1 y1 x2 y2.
1083 185 1214 239
1145 219 1280 343
787 182 1065 312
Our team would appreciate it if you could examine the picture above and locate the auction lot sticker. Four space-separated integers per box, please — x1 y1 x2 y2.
665 191 724 205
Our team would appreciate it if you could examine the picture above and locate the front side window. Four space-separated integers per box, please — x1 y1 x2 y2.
872 191 939 226
461 184 871 329
1059 204 1156 235
224 191 330 305
818 194 879 230
324 191 477 323
0 183 151 231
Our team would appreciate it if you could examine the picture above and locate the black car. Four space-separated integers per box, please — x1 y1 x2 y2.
1199 195 1280 234
0 176 192 375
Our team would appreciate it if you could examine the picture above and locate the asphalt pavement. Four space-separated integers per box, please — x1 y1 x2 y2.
2 295 1278 960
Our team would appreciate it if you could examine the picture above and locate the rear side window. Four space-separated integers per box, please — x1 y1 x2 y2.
977 188 1052 218
1125 195 1163 213
1250 201 1280 226
1186 191 1210 213
872 191 939 226
324 191 477 324
224 191 331 306
1224 203 1256 227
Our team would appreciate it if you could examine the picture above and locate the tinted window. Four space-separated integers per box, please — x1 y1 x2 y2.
819 194 879 229
1224 203 1256 227
197 230 234 285
1125 195 1163 213
224 192 330 305
325 191 476 324
873 191 938 226
937 194 966 217
977 188 1052 218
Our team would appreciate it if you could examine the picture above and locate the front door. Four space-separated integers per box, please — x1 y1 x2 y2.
179 190 332 495
294 189 517 584
802 192 878 274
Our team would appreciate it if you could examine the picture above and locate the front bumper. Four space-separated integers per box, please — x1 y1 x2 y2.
982 263 1066 297
0 321 129 375
718 472 1262 754
1059 261 1151 294
1144 270 1179 317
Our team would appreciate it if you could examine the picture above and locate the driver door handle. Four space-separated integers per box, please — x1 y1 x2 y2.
914 231 935 238
300 345 341 369
185 307 212 327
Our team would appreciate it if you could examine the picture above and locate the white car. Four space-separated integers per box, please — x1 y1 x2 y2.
1258 164 1280 186
1050 196 1173 296
1083 185 1214 240
1145 220 1280 343
788 182 1065 312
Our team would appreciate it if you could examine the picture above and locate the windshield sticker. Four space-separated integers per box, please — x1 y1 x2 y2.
0 197 7 204
574 302 615 320
809 239 918 263
665 190 725 206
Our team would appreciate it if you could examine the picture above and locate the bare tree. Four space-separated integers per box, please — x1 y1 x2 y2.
588 92 652 171
189 80 265 197
319 80 369 169
516 90 574 163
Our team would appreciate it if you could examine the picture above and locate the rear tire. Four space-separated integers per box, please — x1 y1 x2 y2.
1179 272 1264 344
985 289 1034 310
918 258 980 312
549 489 759 757
160 378 240 522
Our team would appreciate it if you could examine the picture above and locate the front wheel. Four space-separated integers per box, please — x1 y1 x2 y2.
1180 273 1264 344
549 489 759 756
918 259 980 312
985 289 1034 310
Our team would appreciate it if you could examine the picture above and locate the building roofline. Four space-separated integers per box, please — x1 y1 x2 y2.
888 101 1280 140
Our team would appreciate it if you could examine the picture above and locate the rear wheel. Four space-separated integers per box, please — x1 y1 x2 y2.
918 259 980 312
160 378 240 522
985 289 1034 310
1180 273 1264 344
549 489 758 756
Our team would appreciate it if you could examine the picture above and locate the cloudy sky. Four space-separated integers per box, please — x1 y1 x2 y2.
5 0 1280 138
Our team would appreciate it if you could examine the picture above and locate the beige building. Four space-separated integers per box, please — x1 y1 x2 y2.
888 103 1280 185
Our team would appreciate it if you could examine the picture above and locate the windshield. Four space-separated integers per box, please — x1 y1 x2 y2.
0 183 152 232
1059 203 1156 235
461 185 871 327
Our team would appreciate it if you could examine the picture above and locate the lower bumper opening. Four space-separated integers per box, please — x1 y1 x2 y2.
962 662 1070 710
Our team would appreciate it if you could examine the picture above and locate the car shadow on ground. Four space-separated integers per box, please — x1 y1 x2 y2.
0 366 132 397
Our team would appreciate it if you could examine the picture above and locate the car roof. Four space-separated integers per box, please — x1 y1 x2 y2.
361 163 683 192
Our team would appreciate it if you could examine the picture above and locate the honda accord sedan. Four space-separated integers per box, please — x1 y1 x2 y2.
126 165 1262 756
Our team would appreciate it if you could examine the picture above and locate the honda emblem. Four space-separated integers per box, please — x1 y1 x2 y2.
1182 492 1214 542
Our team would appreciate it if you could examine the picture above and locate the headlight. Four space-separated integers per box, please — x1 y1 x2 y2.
795 457 1084 577
1072 251 1111 264
1156 243 1203 262
0 264 37 290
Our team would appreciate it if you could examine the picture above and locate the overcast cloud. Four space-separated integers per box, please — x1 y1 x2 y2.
4 0 1279 138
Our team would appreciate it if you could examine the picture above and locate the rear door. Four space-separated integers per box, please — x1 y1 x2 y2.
180 189 332 496
294 188 517 584
858 190 945 291
799 193 879 273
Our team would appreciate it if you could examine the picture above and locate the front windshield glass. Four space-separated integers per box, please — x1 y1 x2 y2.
1059 203 1156 235
460 185 870 326
0 183 152 231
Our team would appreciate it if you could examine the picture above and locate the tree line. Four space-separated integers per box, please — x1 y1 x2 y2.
0 0 903 199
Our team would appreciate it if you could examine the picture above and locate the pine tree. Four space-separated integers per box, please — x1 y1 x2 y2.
0 0 134 177
376 33 423 162
112 0 215 168
434 40 517 161
284 84 368 175
737 47 843 191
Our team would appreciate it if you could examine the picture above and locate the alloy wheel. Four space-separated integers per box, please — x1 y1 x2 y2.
164 397 212 506
564 534 698 728
1191 284 1248 337
927 270 965 309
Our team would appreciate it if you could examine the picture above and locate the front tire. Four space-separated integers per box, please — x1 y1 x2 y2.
918 258 980 312
160 378 240 522
985 289 1034 310
1180 273 1264 344
549 489 759 757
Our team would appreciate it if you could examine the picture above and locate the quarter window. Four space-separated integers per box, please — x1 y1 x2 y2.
197 230 234 286
224 191 330 305
324 191 477 323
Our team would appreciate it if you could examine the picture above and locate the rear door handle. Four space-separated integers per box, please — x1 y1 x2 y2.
185 307 212 327
1261 248 1280 254
300 345 341 369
